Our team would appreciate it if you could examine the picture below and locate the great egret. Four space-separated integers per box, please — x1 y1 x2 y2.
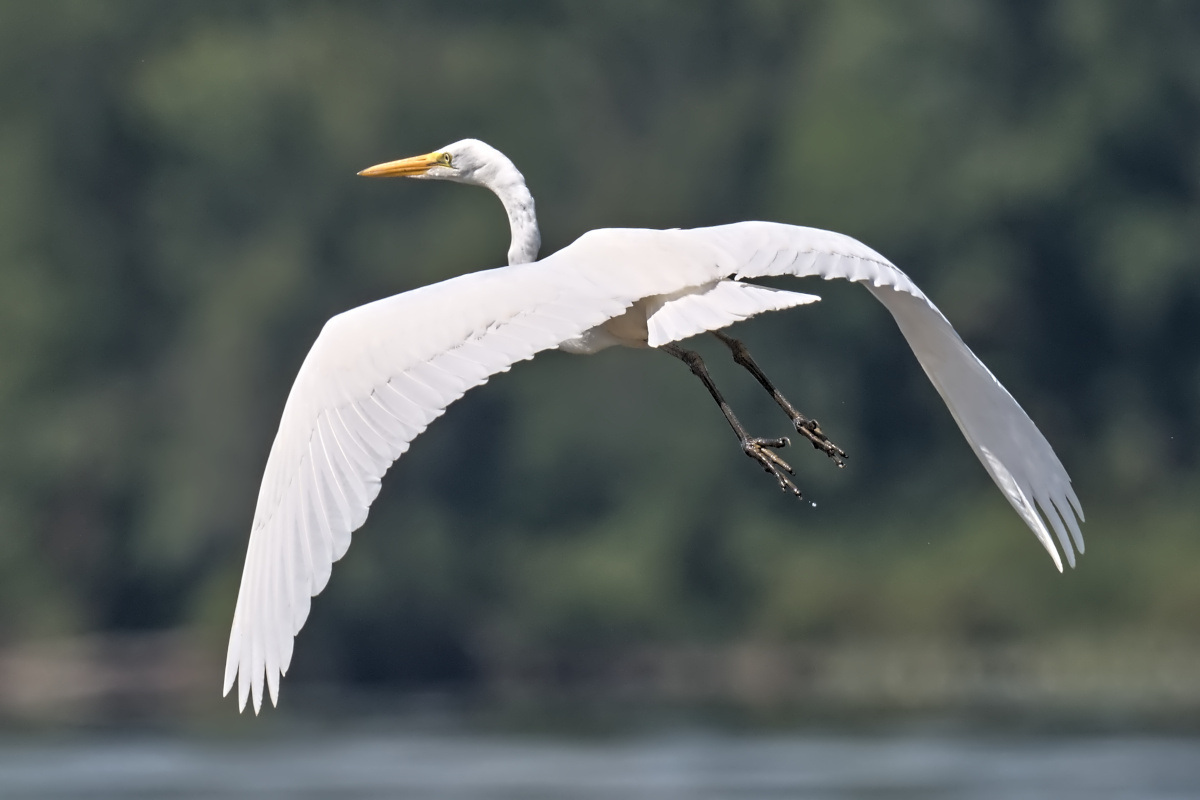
224 138 1084 713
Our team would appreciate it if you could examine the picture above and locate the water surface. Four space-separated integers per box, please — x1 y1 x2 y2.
2 728 1198 799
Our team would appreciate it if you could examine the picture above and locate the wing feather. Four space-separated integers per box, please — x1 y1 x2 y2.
227 221 1083 712
299 463 333 592
645 280 820 347
322 415 372 516
282 484 312 636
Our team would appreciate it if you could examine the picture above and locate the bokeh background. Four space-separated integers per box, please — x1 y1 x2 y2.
1 0 1199 740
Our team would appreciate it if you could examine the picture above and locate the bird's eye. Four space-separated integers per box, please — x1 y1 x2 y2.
440 152 453 166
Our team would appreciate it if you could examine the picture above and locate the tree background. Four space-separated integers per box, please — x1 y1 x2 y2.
0 0 1198 714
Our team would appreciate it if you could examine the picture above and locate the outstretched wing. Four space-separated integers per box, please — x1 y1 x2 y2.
225 225 771 712
691 221 1084 572
226 221 1083 713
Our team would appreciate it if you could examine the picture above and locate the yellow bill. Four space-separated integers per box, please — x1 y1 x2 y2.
357 150 451 177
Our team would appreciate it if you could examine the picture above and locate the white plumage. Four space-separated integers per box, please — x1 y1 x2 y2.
225 140 1083 713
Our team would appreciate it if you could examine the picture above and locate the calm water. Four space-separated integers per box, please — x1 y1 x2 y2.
1 728 1198 799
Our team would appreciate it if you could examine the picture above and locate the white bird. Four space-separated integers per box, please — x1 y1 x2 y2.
224 138 1084 713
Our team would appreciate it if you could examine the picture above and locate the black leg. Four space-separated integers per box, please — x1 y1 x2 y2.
711 330 847 467
661 342 802 497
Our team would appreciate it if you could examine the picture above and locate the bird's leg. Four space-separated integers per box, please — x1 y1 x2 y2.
711 330 847 467
660 343 801 497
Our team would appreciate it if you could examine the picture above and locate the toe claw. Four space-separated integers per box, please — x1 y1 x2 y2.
794 418 847 466
742 437 802 497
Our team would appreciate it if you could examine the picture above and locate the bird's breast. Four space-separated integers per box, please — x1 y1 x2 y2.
557 300 652 355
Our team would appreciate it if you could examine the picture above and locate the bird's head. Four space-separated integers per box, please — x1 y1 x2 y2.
358 138 539 264
357 139 513 188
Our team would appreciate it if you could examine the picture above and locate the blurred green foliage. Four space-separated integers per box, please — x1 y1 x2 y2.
0 1 1198 691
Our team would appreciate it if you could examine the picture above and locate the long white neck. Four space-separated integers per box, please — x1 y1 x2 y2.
465 148 540 265
496 178 540 266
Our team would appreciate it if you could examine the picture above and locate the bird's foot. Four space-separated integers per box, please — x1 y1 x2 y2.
793 418 847 467
742 436 801 497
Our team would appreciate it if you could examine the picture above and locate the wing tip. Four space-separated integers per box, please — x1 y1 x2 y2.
1043 536 1065 573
